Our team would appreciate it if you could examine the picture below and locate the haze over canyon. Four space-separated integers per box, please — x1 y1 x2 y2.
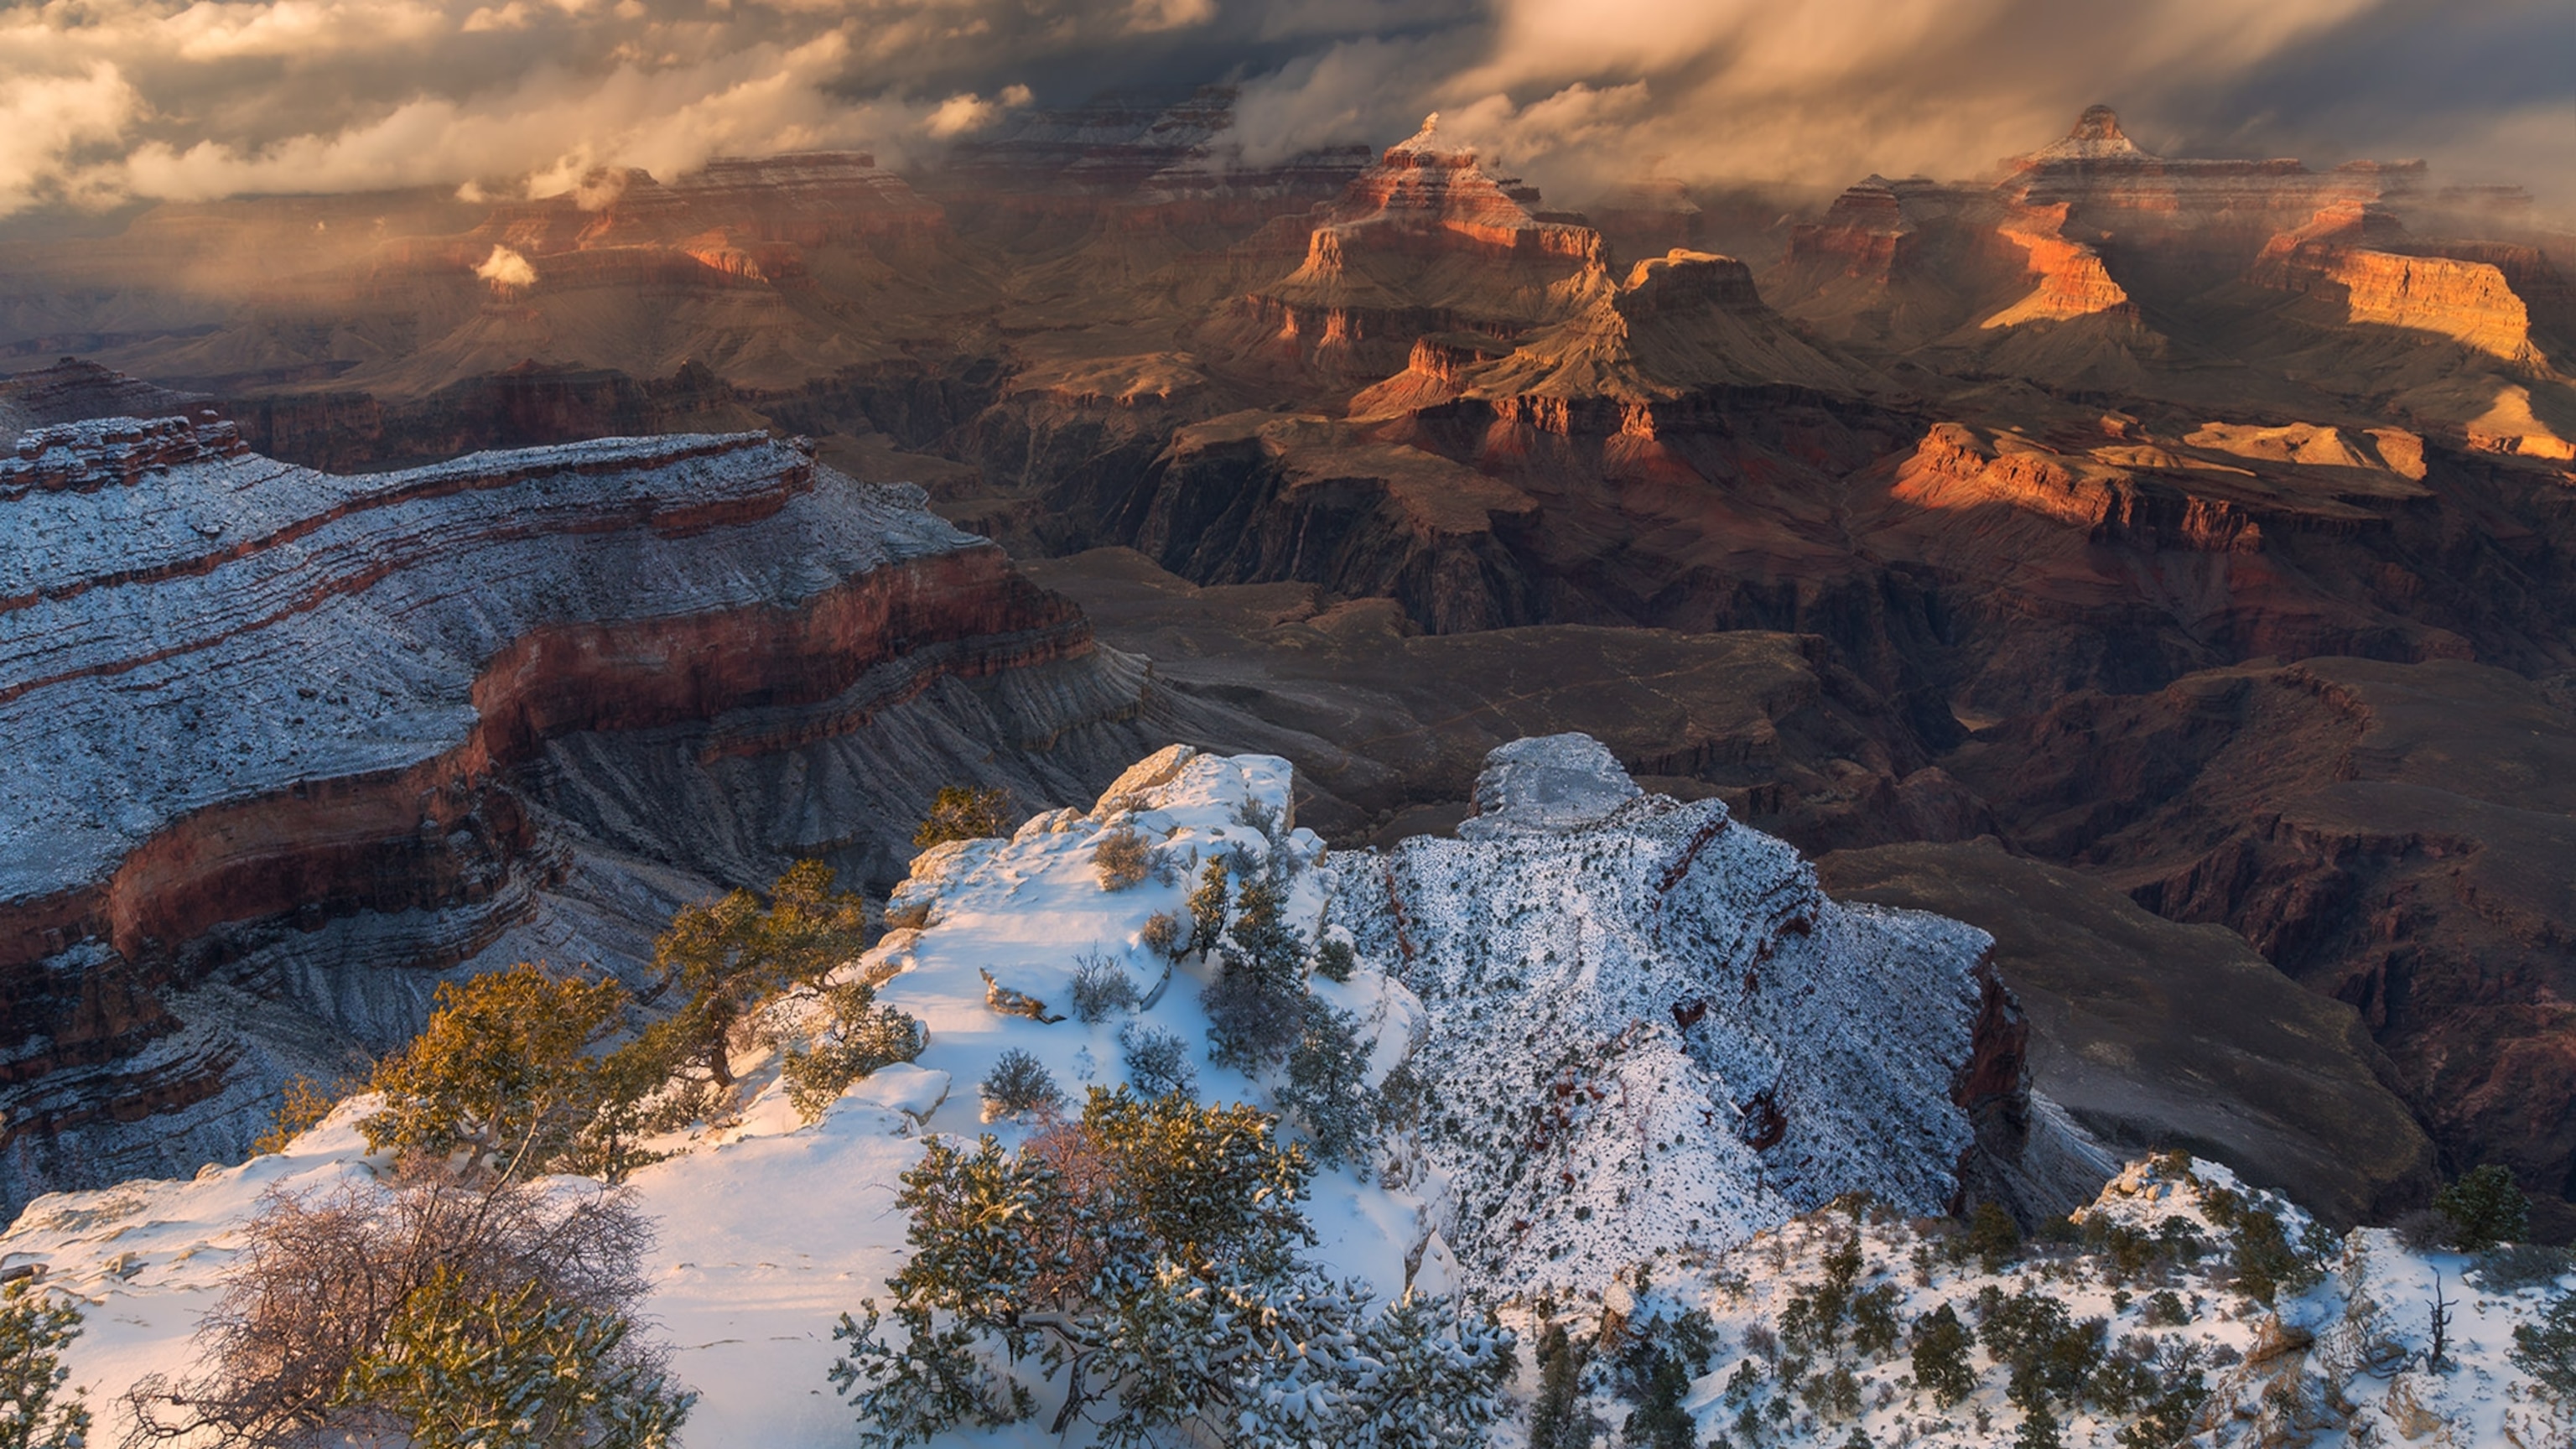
1 7 2574 1446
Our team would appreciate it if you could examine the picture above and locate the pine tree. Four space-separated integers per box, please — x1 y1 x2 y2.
1527 1322 1585 1449
1910 1302 1976 1408
913 785 1010 848
1277 1000 1375 1166
829 1088 1509 1446
359 963 627 1173
0 1279 90 1449
1186 857 1231 958
651 860 872 1087
1204 872 1310 1070
2435 1164 2530 1252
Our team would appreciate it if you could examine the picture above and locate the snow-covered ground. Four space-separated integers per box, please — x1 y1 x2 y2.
3 740 2568 1446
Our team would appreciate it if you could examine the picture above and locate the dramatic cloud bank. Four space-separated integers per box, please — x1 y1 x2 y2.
1 0 2566 218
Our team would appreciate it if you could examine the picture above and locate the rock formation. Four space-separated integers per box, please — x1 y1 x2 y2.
0 408 1225 1215
1330 735 2026 1282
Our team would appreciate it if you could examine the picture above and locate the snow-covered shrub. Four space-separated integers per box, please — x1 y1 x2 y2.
1277 1000 1375 1166
1234 796 1280 840
2474 1243 2575 1291
831 1088 1509 1447
1185 857 1230 958
1314 936 1356 983
1118 1024 1196 1101
338 1268 693 1448
1203 875 1309 1070
979 1049 1062 1122
1069 954 1140 1023
122 1161 659 1446
0 1277 91 1449
780 979 927 1122
912 784 1010 848
2515 1290 2576 1399
1092 826 1151 891
1138 910 1185 961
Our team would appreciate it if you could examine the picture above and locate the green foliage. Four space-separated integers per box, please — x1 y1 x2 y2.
2113 1368 2208 1448
1203 871 1311 1071
253 1073 348 1156
359 963 627 1173
1185 857 1230 958
1314 937 1357 983
1117 1023 1197 1101
780 979 927 1122
1909 1302 1976 1408
913 785 1010 849
1964 1202 2023 1272
1277 1000 1375 1166
2512 1290 2576 1399
2140 1290 2190 1327
1139 911 1186 962
830 1088 1509 1446
2436 1164 2530 1253
2012 1397 2064 1449
1850 1283 1901 1359
1977 1288 2103 1412
1616 1310 1718 1449
1527 1322 1588 1449
651 860 872 1088
1782 1231 1866 1355
2228 1208 2325 1306
0 1278 91 1449
335 1267 693 1448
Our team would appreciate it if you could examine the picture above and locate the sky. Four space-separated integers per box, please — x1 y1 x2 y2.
2 0 2569 220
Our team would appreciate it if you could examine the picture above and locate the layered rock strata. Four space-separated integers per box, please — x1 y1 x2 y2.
0 414 1156 1213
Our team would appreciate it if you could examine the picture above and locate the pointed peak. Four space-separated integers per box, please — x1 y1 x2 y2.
1384 112 1472 164
2017 104 2151 166
2072 105 2125 143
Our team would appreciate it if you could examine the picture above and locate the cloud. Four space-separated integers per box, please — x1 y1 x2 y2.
1223 0 2573 209
0 0 2562 221
0 0 1209 218
473 242 538 289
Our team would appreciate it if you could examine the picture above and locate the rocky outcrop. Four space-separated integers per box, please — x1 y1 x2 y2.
1332 735 2021 1284
1948 657 2576 1239
0 411 1176 1214
1222 115 1603 382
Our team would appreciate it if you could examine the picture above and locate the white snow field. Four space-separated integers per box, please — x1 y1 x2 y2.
3 739 2568 1446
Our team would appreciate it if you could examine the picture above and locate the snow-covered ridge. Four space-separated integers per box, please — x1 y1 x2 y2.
0 738 2030 1444
1338 733 1996 1296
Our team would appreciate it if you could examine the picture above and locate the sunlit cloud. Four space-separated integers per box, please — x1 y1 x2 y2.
0 0 2561 220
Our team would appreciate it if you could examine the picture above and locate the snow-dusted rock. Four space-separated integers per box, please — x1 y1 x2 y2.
1337 737 2004 1296
0 413 1150 1215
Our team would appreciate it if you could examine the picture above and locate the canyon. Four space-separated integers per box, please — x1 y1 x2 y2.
3 89 2573 1236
